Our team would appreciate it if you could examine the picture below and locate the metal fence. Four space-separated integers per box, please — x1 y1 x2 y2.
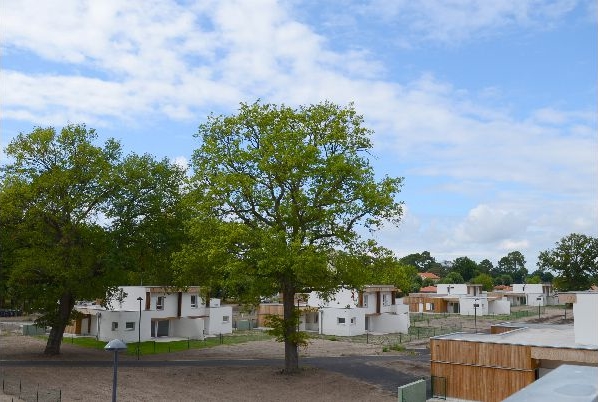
1 375 61 402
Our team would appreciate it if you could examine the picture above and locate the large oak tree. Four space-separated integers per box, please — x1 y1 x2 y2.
0 125 185 354
176 101 403 372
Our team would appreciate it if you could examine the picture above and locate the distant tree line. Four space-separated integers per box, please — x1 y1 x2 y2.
398 236 598 293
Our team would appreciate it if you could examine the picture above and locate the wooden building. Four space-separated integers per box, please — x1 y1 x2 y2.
430 323 598 402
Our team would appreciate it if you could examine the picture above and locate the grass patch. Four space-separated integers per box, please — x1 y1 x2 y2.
60 330 273 356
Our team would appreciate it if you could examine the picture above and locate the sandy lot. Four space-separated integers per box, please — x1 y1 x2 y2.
0 333 409 402
0 306 569 402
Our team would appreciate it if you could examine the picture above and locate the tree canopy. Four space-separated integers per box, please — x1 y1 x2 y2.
0 125 185 354
174 101 404 372
537 233 598 291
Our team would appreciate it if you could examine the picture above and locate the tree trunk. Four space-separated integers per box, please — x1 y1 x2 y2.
282 286 299 373
44 292 74 355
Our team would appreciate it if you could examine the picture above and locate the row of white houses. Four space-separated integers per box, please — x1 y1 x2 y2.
68 286 232 342
68 282 558 342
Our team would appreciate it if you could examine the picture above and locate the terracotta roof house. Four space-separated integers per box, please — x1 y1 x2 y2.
419 285 438 293
418 272 440 282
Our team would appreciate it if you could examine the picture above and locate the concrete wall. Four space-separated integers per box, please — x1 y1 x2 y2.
488 298 511 315
369 311 409 333
171 317 204 340
459 296 489 316
320 308 365 336
573 292 598 346
205 306 233 335
308 289 358 309
436 284 468 295
98 310 147 343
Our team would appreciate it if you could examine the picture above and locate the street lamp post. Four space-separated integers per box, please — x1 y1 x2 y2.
537 296 542 320
137 296 143 360
473 298 479 333
105 339 127 402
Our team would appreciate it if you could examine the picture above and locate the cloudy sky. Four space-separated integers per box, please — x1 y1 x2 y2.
1 0 596 269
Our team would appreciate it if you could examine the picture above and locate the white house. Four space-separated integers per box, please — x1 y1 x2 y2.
511 283 557 306
306 285 410 336
405 283 510 315
68 286 232 342
570 291 598 346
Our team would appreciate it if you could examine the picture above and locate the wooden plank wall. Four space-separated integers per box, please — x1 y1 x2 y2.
256 304 284 327
430 338 538 402
406 296 448 313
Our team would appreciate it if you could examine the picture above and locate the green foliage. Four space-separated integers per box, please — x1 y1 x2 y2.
478 259 494 274
1 125 124 352
362 246 418 294
537 233 598 291
176 101 404 371
451 257 478 282
264 312 309 348
470 273 494 291
1 124 185 354
109 154 188 285
525 275 542 284
399 251 442 273
496 251 528 283
439 271 464 284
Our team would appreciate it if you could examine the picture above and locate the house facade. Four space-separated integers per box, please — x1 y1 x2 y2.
405 283 510 316
67 286 232 342
257 285 410 336
491 283 557 307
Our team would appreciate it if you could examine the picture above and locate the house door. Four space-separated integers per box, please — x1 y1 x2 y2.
365 316 370 331
151 320 170 337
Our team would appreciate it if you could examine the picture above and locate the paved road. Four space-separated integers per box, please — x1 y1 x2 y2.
1 350 431 393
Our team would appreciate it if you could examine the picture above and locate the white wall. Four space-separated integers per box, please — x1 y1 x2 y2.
205 306 233 335
308 289 358 309
488 298 511 315
171 317 204 340
369 312 410 333
436 284 467 295
459 297 488 316
320 308 365 336
98 310 146 343
573 293 598 346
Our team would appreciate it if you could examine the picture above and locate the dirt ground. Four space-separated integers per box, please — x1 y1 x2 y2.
0 306 570 402
0 331 405 402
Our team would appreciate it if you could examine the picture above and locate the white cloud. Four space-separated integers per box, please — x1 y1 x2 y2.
454 204 529 244
359 0 582 44
1 0 595 269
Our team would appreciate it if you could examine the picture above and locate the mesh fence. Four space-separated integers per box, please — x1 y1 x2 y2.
1 375 61 402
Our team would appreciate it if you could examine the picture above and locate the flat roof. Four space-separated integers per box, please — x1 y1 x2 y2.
503 365 598 402
432 323 598 350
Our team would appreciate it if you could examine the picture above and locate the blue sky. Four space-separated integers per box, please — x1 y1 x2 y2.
1 0 596 270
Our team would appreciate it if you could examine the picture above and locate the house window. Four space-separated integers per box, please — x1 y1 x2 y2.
156 296 164 310
363 295 368 308
382 294 390 306
350 317 356 325
222 315 229 323
190 295 198 308
337 317 345 324
125 322 135 331
111 322 118 331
